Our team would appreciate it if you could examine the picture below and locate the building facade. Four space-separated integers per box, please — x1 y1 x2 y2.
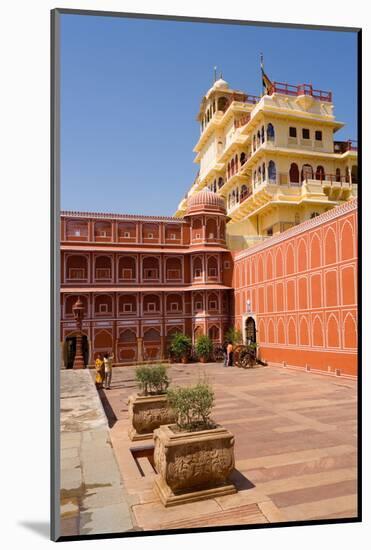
175 77 357 251
233 199 358 376
60 190 233 367
60 76 358 376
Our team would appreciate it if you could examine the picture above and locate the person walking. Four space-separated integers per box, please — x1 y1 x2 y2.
94 354 104 389
104 351 114 389
227 341 234 367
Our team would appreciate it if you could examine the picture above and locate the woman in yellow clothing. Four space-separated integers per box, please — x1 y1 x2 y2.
94 354 104 389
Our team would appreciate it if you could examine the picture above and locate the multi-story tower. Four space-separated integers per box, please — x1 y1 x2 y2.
175 77 358 250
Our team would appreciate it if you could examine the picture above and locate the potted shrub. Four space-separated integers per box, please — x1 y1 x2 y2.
195 334 213 363
224 327 243 345
169 332 192 364
153 382 236 506
128 364 177 441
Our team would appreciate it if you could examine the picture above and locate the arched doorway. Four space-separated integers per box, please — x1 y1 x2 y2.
245 317 256 345
64 335 89 369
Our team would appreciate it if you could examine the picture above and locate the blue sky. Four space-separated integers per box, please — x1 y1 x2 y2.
60 14 358 216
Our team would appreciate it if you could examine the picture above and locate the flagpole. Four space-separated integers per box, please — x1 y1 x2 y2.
260 52 264 97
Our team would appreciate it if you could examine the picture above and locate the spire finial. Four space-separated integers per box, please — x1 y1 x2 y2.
220 70 223 79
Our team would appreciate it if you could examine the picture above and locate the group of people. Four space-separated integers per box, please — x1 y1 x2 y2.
94 352 114 389
222 341 234 367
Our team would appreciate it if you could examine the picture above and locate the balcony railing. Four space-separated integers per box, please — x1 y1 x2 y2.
269 82 332 102
334 140 358 154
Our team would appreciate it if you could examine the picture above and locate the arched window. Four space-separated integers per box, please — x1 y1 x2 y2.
335 168 341 182
227 163 230 180
218 177 224 189
289 163 299 183
257 130 261 146
345 166 350 183
240 185 248 200
310 212 320 219
253 135 256 151
258 165 262 182
267 123 275 141
351 165 358 184
261 125 265 143
301 164 313 181
231 158 235 176
268 160 276 182
262 162 266 181
193 256 203 279
240 152 246 166
315 165 325 181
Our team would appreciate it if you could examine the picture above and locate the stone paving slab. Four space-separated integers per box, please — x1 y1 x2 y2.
96 363 357 531
59 370 135 538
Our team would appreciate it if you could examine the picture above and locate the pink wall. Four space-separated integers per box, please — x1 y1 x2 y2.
233 200 358 376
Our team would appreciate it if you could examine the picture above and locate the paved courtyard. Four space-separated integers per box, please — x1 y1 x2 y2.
97 363 357 531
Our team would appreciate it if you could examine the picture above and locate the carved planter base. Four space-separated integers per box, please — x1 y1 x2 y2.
153 424 236 507
128 394 177 441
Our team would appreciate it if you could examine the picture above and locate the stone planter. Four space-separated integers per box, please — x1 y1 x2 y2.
128 394 177 441
153 424 236 507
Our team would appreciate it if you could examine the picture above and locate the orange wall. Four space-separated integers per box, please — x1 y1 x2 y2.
233 201 358 376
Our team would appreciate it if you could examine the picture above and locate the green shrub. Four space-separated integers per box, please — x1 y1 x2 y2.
224 327 243 345
135 364 170 396
195 334 213 360
167 383 215 431
169 332 192 360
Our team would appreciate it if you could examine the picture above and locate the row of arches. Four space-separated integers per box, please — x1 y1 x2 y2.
253 160 276 186
252 123 275 153
62 290 229 318
226 152 248 180
207 177 224 193
201 96 230 132
257 313 357 349
64 220 183 242
64 255 185 282
227 184 252 210
191 216 226 242
288 163 358 184
234 219 356 285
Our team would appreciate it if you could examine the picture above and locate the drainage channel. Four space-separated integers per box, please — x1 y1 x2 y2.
130 444 157 477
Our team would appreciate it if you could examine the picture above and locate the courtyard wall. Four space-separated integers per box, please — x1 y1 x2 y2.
233 199 358 376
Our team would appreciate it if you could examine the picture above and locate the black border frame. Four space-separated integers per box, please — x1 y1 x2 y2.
51 8 362 542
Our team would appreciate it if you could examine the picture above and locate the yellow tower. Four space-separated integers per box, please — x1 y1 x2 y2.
175 77 357 250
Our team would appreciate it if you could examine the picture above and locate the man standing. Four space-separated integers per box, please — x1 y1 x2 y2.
104 351 114 389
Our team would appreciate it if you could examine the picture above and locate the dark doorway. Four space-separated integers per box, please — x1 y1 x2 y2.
65 335 89 368
245 317 256 345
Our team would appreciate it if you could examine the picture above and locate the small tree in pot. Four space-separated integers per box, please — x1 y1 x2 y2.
195 334 213 363
169 332 192 364
128 364 176 441
153 381 236 506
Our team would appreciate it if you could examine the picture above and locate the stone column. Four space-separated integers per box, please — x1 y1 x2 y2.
137 337 143 362
160 335 166 360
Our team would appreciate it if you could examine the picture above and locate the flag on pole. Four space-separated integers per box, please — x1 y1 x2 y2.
260 53 274 95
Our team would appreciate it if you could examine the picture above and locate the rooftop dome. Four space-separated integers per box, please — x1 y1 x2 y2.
186 188 226 215
206 78 229 97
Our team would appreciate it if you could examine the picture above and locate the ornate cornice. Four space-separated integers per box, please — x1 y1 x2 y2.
61 211 186 223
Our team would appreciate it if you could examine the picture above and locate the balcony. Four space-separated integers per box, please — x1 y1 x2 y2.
334 140 358 154
269 82 332 102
